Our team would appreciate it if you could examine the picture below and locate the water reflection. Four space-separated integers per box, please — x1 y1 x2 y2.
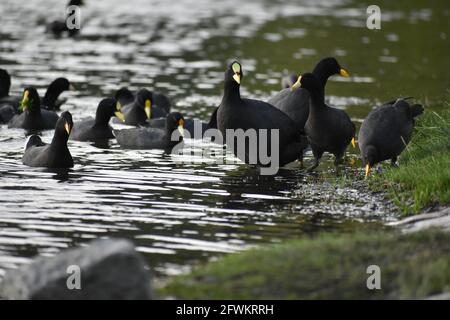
49 168 71 182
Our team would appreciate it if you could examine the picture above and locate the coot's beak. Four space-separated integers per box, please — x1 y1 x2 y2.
340 68 350 77
232 62 241 84
145 99 152 119
351 137 356 148
233 72 241 84
178 119 185 136
115 111 125 122
65 122 72 135
114 101 125 122
20 90 30 112
69 83 76 91
291 76 302 91
365 164 371 178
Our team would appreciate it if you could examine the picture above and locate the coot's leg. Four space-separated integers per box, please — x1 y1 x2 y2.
307 147 323 172
333 151 345 175
334 150 345 166
298 153 304 168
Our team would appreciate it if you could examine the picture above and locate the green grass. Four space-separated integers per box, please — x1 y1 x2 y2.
159 230 450 300
369 107 450 214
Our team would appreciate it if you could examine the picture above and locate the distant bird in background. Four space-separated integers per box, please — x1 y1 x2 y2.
281 71 298 89
47 0 85 38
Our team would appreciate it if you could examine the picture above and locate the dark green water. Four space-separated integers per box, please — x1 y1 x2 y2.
0 0 448 278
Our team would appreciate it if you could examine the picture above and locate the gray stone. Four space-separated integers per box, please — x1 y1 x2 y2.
426 292 450 300
0 239 152 300
389 206 450 233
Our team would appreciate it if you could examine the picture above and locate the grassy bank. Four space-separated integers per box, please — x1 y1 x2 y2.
159 230 450 299
369 107 450 215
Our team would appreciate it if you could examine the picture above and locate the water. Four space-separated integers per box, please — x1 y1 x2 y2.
0 0 448 279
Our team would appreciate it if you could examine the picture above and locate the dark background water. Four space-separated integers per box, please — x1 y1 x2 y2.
0 0 448 278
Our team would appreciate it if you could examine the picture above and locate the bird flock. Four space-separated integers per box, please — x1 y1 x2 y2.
0 56 423 177
0 0 425 176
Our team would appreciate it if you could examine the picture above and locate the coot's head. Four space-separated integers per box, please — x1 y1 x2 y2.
225 61 243 86
47 77 73 95
313 57 350 79
96 98 125 123
361 145 378 178
135 89 153 119
57 111 74 138
166 112 185 137
20 87 41 114
115 87 134 102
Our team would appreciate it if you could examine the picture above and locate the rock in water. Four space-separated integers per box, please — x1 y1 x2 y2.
0 239 152 300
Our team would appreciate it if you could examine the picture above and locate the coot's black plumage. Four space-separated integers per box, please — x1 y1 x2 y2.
120 89 153 126
115 112 185 150
0 68 12 101
151 92 171 116
22 111 74 168
184 119 210 138
71 98 125 141
116 88 171 126
216 61 307 167
42 77 73 111
0 104 16 124
268 57 349 129
115 87 170 121
207 106 219 129
298 73 355 171
359 98 424 177
8 88 59 132
0 69 20 123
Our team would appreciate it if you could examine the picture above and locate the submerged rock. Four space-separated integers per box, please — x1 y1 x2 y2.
0 239 152 300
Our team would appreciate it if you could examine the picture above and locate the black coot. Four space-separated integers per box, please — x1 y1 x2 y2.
216 61 307 167
298 73 355 171
115 88 170 126
115 112 185 151
359 98 424 177
42 77 74 111
8 88 59 132
22 111 74 168
269 57 349 129
71 98 125 141
115 87 171 116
